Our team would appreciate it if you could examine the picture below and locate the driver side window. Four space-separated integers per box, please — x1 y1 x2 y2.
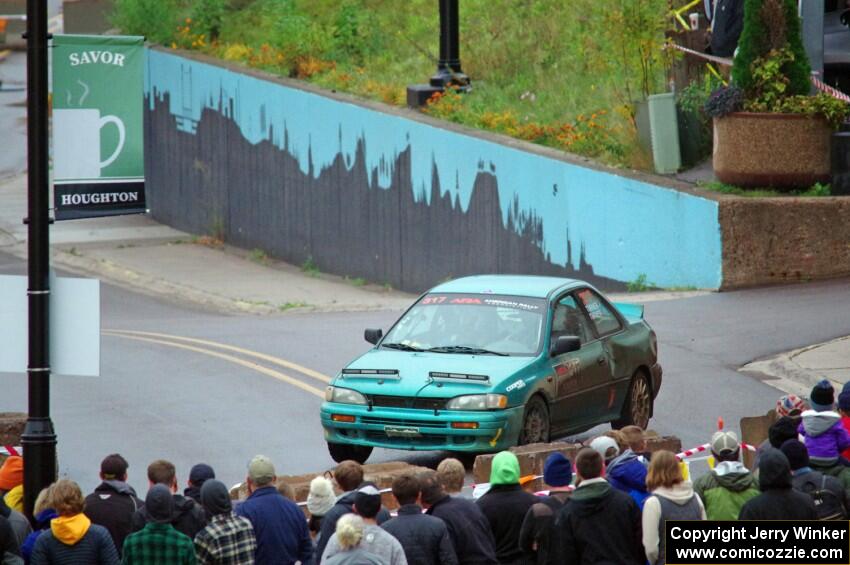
551 295 593 345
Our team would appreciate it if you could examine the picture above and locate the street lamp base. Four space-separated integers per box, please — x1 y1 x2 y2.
406 79 472 109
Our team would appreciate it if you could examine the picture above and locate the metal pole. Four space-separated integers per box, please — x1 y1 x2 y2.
21 0 56 521
430 0 469 89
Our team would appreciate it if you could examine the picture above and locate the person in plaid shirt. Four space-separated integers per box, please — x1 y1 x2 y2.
123 484 196 564
194 479 257 564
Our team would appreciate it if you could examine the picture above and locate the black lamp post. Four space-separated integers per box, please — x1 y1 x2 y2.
407 0 470 108
22 0 57 520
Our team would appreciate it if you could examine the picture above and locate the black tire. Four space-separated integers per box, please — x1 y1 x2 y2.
518 395 551 445
612 371 652 430
327 442 373 464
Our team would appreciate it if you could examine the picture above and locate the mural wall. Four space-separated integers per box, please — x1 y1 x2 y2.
144 49 723 292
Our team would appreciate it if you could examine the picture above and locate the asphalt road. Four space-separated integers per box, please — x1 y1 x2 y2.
2 249 850 494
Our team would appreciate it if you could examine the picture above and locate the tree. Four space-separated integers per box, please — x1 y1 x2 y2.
731 0 810 97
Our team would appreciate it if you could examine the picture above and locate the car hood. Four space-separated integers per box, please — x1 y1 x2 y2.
335 348 534 398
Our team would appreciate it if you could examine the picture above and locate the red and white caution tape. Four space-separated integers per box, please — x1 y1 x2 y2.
668 42 850 104
677 441 757 460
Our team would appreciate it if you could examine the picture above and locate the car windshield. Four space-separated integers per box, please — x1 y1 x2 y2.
381 293 546 356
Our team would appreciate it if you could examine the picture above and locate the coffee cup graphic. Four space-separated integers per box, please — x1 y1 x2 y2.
54 108 126 180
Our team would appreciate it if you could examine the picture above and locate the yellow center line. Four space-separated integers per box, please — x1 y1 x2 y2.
102 329 330 383
103 333 325 398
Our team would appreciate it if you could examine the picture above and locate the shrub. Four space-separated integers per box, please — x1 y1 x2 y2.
704 86 744 118
110 0 182 44
732 0 810 96
190 0 228 42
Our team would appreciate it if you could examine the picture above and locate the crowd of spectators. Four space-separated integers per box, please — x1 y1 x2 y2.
0 379 847 564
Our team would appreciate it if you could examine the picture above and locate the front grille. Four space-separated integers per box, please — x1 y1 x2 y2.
367 395 448 410
360 416 448 428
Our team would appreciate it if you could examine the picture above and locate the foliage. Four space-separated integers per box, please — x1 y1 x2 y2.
704 86 744 118
699 180 832 197
627 274 656 292
301 256 320 277
732 0 810 97
111 0 680 167
110 0 182 44
678 77 721 116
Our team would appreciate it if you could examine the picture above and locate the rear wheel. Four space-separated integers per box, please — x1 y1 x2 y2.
612 371 652 430
327 442 373 464
518 395 550 445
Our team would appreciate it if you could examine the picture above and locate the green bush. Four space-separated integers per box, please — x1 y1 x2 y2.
190 0 228 42
110 0 183 44
732 0 810 96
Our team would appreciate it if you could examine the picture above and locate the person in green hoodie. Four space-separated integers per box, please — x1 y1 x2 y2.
693 430 759 520
30 479 120 565
476 451 538 565
552 448 644 565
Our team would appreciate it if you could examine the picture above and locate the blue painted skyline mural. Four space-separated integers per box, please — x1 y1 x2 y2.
144 49 722 290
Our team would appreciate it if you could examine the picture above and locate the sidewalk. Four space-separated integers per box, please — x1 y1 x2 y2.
742 337 850 398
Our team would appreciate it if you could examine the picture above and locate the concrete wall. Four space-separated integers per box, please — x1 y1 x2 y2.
144 48 723 292
720 197 850 288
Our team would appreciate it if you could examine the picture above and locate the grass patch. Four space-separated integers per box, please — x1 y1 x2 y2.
626 273 656 293
699 181 832 198
111 0 677 168
346 276 367 287
249 248 270 264
279 301 309 311
301 255 320 277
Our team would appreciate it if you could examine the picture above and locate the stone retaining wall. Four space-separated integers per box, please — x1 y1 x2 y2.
719 197 850 288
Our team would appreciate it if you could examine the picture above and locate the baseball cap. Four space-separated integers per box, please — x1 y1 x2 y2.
589 436 620 462
189 463 215 485
248 455 276 484
101 454 129 480
711 430 739 456
776 394 807 417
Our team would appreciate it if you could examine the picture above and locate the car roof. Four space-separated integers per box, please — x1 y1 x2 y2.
429 275 582 299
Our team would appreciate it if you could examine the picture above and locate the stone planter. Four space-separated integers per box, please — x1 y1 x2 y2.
713 112 832 189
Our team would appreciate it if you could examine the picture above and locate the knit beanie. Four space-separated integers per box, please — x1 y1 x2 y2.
189 463 215 486
810 379 835 412
0 457 23 491
200 479 231 516
145 484 174 524
776 394 807 417
843 381 850 395
543 453 572 487
768 416 799 448
306 476 336 517
490 451 521 486
780 439 809 471
839 391 850 412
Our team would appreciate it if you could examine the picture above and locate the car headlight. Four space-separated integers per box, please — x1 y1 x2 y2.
445 394 508 411
325 386 367 405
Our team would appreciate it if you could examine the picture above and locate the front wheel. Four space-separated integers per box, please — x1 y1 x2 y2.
327 442 373 464
518 395 550 445
612 371 652 430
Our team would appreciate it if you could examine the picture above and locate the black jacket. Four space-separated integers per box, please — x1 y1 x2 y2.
426 495 497 565
552 479 644 565
476 483 539 565
740 451 818 520
710 0 744 56
84 481 143 556
315 488 391 563
381 504 458 565
0 515 20 558
131 492 207 540
519 491 571 565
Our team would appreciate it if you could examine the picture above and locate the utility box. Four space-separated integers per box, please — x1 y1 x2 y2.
648 92 682 174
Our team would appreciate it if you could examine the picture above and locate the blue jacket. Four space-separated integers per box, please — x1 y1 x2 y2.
606 450 649 508
235 486 313 564
22 509 57 564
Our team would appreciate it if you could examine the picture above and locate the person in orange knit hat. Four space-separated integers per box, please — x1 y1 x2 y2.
0 456 24 513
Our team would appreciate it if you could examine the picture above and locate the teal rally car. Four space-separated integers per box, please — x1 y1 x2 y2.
321 275 662 463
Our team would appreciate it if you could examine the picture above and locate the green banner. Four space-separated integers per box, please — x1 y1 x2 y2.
52 34 146 220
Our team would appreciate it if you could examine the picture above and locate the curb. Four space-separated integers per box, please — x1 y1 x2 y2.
740 337 850 397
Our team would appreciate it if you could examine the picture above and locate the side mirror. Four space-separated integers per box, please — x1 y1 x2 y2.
364 328 383 345
550 336 581 357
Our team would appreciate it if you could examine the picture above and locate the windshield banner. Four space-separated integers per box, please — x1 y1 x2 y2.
52 35 146 220
420 294 545 311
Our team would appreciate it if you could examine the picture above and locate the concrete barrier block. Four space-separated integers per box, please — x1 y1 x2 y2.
472 433 682 484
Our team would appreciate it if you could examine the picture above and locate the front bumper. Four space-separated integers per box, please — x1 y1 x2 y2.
650 362 662 398
320 402 525 452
